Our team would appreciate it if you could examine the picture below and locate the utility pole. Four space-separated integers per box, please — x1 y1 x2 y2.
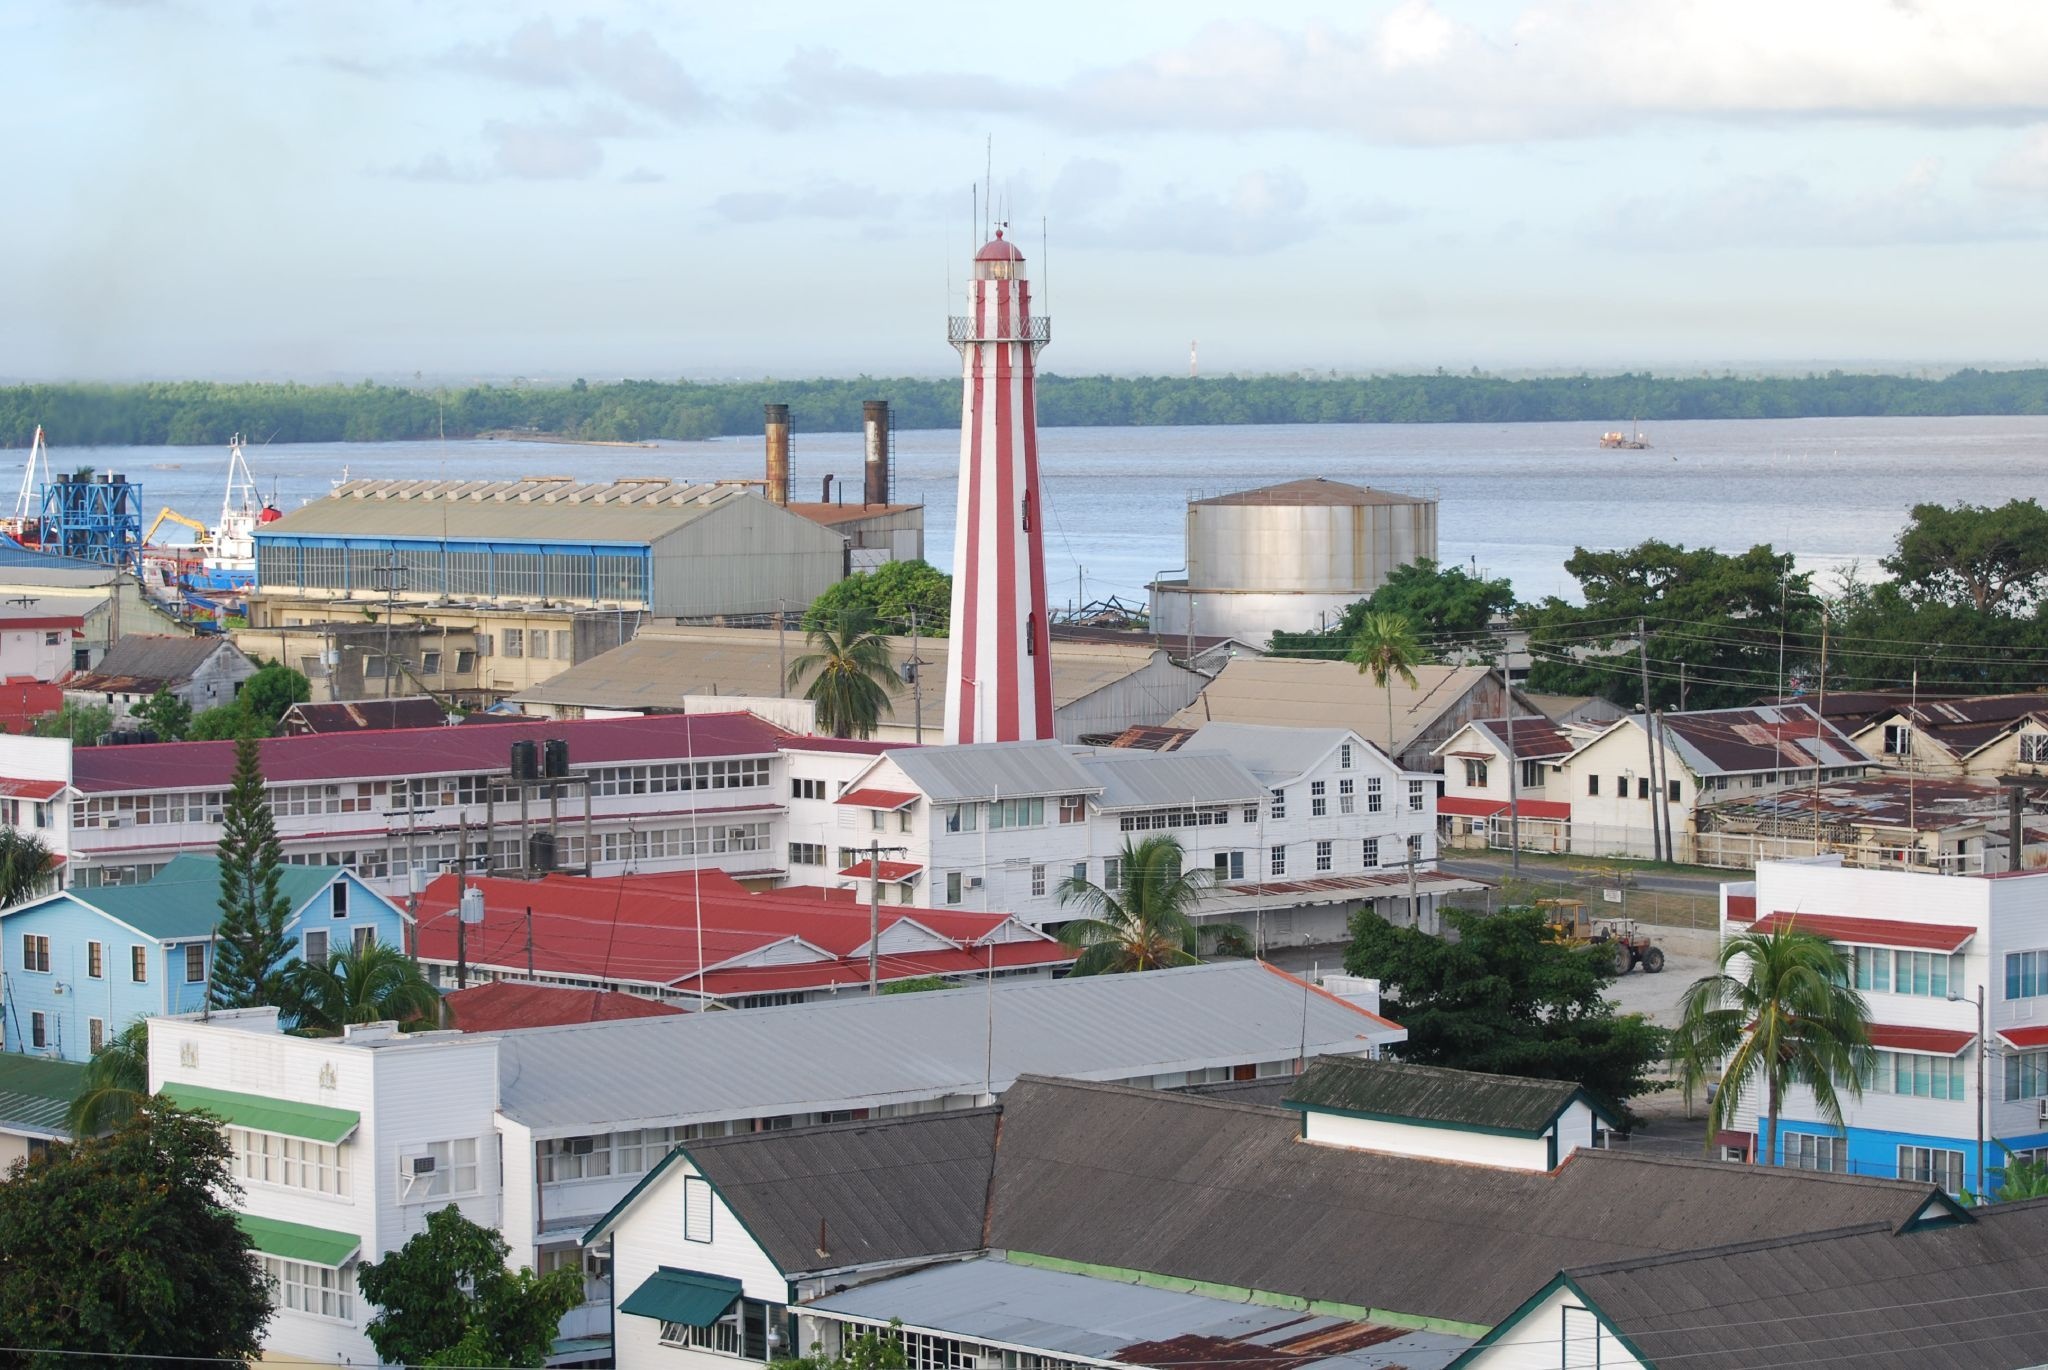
1637 617 1664 863
777 598 787 698
1502 648 1520 877
866 839 910 995
456 815 470 989
1813 606 1829 857
525 905 534 978
370 550 407 701
909 609 925 745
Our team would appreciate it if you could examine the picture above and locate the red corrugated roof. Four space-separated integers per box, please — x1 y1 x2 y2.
1998 1026 2048 1050
444 980 685 1032
1748 911 1973 953
0 777 64 801
837 859 923 882
1437 795 1571 821
836 788 918 810
1867 1023 1974 1056
697 940 1074 993
69 711 788 793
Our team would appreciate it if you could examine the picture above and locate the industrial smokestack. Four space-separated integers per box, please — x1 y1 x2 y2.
763 403 791 507
862 400 891 507
821 473 835 503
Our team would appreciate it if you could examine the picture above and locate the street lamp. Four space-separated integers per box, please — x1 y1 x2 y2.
1948 984 1987 1199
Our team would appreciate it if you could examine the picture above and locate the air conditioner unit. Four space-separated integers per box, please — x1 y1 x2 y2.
566 1136 596 1156
323 785 340 796
966 876 984 890
206 810 223 823
407 1155 437 1177
104 816 124 828
2038 1098 2048 1126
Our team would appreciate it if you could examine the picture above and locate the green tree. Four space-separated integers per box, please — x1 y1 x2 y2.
1881 498 2048 614
775 1324 909 1370
31 699 111 744
239 661 312 728
211 732 292 1008
279 942 440 1034
131 686 193 742
879 975 952 995
1054 835 1240 974
357 1205 583 1368
0 828 56 908
1989 1144 2048 1202
0 1102 272 1366
1347 611 1422 755
786 607 897 739
804 559 952 636
188 701 260 740
1670 924 1872 1167
1346 904 1668 1118
1270 559 1515 662
66 1019 151 1135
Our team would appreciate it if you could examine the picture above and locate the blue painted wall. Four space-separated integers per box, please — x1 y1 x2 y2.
1772 1116 2048 1197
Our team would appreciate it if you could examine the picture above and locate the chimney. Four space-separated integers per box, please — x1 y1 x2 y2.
763 403 791 507
862 400 891 507
821 473 834 503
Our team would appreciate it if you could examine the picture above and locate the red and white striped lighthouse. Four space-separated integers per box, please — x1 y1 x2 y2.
943 229 1054 744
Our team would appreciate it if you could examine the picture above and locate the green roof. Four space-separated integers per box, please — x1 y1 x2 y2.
161 1083 359 1144
618 1269 742 1327
82 855 344 942
0 1054 86 1137
1283 1055 1617 1136
236 1212 360 1267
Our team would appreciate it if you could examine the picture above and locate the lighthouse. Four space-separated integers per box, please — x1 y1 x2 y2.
943 229 1055 744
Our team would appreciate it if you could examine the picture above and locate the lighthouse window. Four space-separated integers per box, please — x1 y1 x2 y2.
1026 614 1037 655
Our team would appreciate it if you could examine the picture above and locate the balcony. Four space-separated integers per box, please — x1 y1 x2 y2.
947 315 1052 347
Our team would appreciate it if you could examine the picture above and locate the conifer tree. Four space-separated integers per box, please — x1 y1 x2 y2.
210 730 291 1007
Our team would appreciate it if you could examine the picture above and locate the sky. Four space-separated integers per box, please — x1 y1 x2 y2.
7 0 2048 382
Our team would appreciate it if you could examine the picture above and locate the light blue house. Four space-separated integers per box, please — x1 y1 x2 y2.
0 855 409 1062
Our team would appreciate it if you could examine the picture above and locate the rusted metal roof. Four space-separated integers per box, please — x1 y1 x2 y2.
1471 715 1577 760
1654 704 1873 776
1700 773 2031 832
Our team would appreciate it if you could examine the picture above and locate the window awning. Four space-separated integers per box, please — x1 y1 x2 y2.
1747 912 1972 954
835 788 918 812
1868 1023 1975 1057
1999 1025 2048 1050
237 1213 360 1267
618 1268 743 1327
161 1083 360 1144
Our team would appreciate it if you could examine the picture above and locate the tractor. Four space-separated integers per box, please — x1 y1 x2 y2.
1538 899 1666 975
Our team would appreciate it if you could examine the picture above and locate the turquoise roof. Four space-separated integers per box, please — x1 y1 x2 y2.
82 854 345 942
0 1054 85 1137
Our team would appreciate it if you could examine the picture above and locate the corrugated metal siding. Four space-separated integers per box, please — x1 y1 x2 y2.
647 500 844 618
1052 652 1208 742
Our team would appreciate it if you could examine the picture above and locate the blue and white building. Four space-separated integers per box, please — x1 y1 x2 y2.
1720 858 2048 1194
1 854 408 1060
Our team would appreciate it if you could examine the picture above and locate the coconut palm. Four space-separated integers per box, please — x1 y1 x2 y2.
786 608 896 740
278 942 440 1035
1671 923 1872 1167
0 829 56 909
67 1020 150 1136
1348 612 1422 760
1055 835 1242 974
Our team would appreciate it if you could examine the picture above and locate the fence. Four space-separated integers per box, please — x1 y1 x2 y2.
1437 870 1722 934
1440 813 1983 875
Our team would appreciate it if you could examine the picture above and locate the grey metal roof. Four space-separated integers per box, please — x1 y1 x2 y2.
1169 659 1498 756
1070 748 1264 810
494 960 1402 1136
884 740 1102 804
805 1257 1469 1370
1284 1055 1590 1133
1194 478 1432 509
686 1109 997 1274
1552 1198 2048 1370
1181 722 1360 783
260 479 755 545
985 1077 1952 1329
67 634 236 690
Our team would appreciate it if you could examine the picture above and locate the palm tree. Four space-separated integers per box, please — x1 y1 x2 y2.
1671 923 1872 1167
1347 612 1422 760
0 829 56 909
67 1020 150 1135
786 608 896 739
1055 835 1242 974
278 943 440 1035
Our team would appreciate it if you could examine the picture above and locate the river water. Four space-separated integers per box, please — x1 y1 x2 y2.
48 414 2048 607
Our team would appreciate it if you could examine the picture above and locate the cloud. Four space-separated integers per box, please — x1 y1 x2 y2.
763 1 2048 145
444 17 709 123
1070 169 1321 256
386 153 478 184
387 108 638 183
620 167 666 185
1981 126 2048 195
709 178 887 225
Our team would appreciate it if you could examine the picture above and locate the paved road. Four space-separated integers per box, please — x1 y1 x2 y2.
1440 854 1732 897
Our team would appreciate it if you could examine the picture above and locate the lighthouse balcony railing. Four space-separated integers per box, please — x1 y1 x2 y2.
947 316 1052 346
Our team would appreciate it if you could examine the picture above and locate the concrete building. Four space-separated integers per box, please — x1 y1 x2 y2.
61 634 255 722
0 604 86 682
0 540 186 670
512 625 1209 745
1719 859 2048 1195
1148 478 1438 649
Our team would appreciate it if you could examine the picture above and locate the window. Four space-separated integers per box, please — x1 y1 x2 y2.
539 1134 610 1183
476 634 493 657
614 1126 678 1174
1362 837 1380 867
2006 1052 2048 1101
503 629 524 658
2008 950 2048 999
1408 779 1426 812
871 809 885 831
1243 804 1258 824
1030 865 1046 896
1898 1145 1966 1192
1637 776 1650 800
1118 804 1231 832
1615 775 1627 798
233 1128 349 1196
1520 759 1543 790
1782 1132 1839 1172
302 929 329 967
1270 788 1286 820
352 926 375 955
298 654 326 679
1462 758 1488 788
1310 781 1327 817
1366 776 1383 813
944 872 962 905
331 883 348 917
660 1297 775 1360
1587 774 1601 797
943 804 977 834
21 934 48 973
530 631 550 660
792 777 826 801
1883 723 1912 756
555 630 573 660
1339 742 1353 768
1070 862 1086 887
1667 778 1682 802
405 1137 479 1199
1338 778 1355 815
2021 734 2048 765
42 630 58 647
1212 851 1244 881
986 797 1044 829
29 1012 45 1050
88 1017 104 1054
1889 948 1963 998
1104 856 1123 889
454 649 476 674
539 1243 614 1306
1869 1050 1967 1100
1315 840 1333 872
788 842 824 867
261 1256 353 1321
1270 844 1286 876
131 946 147 983
684 1174 714 1242
420 650 442 675
184 944 206 983
899 807 912 832
1058 795 1085 824
1852 946 1892 993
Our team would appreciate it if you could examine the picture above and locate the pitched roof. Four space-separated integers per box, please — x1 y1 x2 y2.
984 1077 1953 1329
1181 722 1367 782
1169 657 1500 756
1071 748 1265 810
1642 704 1873 776
0 1053 85 1138
1468 716 1577 761
263 478 788 545
1854 692 2048 757
885 740 1100 803
1194 478 1432 508
280 697 449 734
443 980 685 1033
1539 1199 2048 1370
68 709 786 793
1283 1054 1605 1134
65 635 235 691
77 853 342 941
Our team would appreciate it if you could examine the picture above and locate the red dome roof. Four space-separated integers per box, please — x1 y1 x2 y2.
975 231 1025 263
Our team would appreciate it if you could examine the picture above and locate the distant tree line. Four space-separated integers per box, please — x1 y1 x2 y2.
5 367 2048 448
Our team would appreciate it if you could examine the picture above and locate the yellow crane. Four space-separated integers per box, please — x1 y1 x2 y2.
146 507 210 546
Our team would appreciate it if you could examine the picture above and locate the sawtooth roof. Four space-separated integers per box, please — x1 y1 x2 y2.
1194 478 1432 508
1283 1055 1603 1134
262 478 768 545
